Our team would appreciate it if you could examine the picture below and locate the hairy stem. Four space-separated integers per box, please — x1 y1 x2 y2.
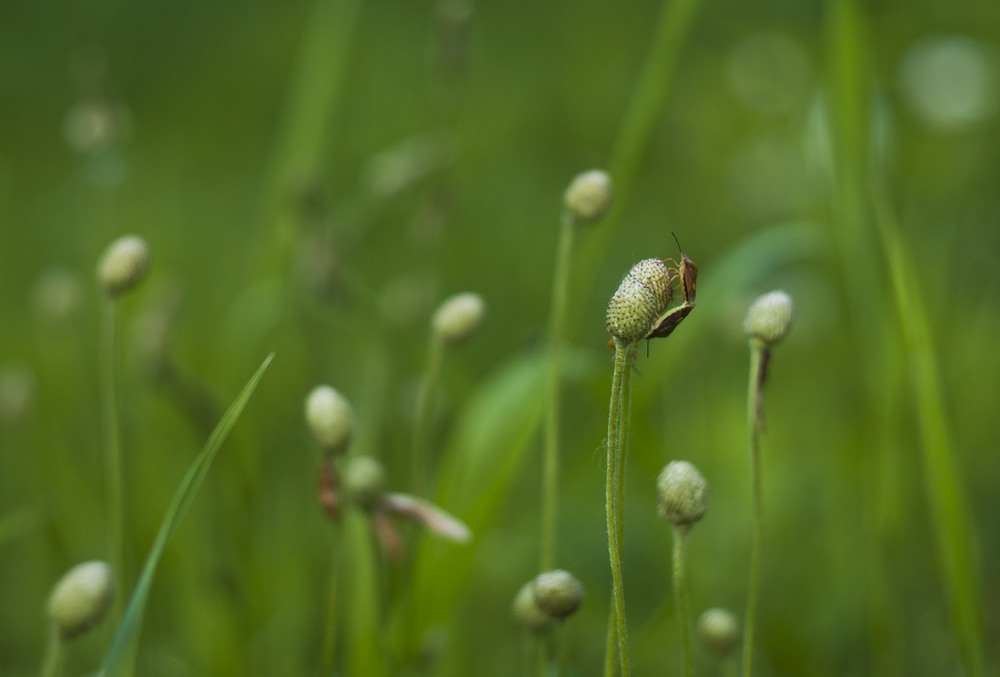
742 341 766 677
673 526 692 677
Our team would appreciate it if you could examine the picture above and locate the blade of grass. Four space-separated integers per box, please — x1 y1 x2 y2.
101 353 274 677
869 187 984 677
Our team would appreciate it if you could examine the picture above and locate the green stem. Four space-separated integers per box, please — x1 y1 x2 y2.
321 524 342 676
673 526 692 677
40 625 62 677
605 341 633 677
100 299 124 618
742 342 766 677
413 336 444 495
541 213 576 571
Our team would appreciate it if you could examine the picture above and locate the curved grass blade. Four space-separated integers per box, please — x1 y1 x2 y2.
101 353 274 677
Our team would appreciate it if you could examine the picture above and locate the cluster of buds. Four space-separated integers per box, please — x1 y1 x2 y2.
512 569 585 634
306 386 471 558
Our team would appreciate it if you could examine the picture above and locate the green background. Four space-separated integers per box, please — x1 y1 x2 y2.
1 0 998 674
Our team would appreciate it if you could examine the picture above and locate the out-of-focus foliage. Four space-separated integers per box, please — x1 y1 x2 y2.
1 0 999 675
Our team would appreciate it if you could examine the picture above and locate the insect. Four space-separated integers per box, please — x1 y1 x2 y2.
644 234 697 341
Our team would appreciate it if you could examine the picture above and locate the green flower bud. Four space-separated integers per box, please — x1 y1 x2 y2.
606 258 672 344
343 455 387 511
531 569 584 619
512 581 556 634
432 292 485 347
97 235 150 298
305 385 354 454
697 608 740 657
563 169 613 226
656 460 709 530
47 561 115 641
743 290 793 345
33 269 83 326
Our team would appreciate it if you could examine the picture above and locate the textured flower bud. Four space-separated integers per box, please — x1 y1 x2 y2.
432 292 485 347
657 460 709 529
563 169 613 226
743 290 793 345
97 235 150 297
606 258 672 344
512 581 556 634
305 385 354 454
33 269 83 325
531 569 584 619
697 608 740 657
343 455 387 511
47 560 115 641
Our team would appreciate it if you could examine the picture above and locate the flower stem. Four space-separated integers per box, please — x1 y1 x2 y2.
40 625 62 677
542 213 576 571
413 335 444 495
673 526 693 677
321 523 342 676
605 341 633 677
742 341 766 677
100 299 124 618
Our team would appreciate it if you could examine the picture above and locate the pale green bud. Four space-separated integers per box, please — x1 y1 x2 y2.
657 460 709 529
531 569 584 619
343 455 387 511
743 290 793 345
97 235 150 297
432 292 485 346
47 561 115 641
305 385 354 454
606 258 672 344
512 581 556 634
697 608 740 657
563 169 613 226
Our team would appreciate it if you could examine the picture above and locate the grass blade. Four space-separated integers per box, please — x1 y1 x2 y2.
101 353 274 677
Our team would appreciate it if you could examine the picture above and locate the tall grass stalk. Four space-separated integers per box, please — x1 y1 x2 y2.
604 340 634 677
742 342 765 677
100 299 125 616
672 527 693 677
870 186 984 677
413 334 444 495
541 212 575 571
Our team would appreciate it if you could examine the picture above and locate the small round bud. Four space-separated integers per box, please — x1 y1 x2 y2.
697 608 740 657
47 560 115 641
97 235 150 298
657 460 709 529
305 386 355 454
743 290 793 346
512 581 556 634
563 169 613 226
606 258 671 344
531 569 584 619
432 292 485 347
342 455 387 511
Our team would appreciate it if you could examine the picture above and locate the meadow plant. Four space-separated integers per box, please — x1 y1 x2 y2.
542 169 612 571
603 250 695 677
42 560 116 677
658 460 709 677
95 234 150 612
698 607 741 674
741 290 792 677
413 291 485 492
512 570 585 674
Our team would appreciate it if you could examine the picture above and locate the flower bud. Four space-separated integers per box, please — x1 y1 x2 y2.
531 569 584 619
305 385 354 454
343 455 387 511
606 258 672 344
657 460 709 529
432 292 485 347
563 169 612 226
33 269 83 326
512 581 556 634
97 235 150 298
743 290 793 346
697 608 740 657
47 560 115 641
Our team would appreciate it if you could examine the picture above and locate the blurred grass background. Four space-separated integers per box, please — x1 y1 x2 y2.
2 0 999 674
